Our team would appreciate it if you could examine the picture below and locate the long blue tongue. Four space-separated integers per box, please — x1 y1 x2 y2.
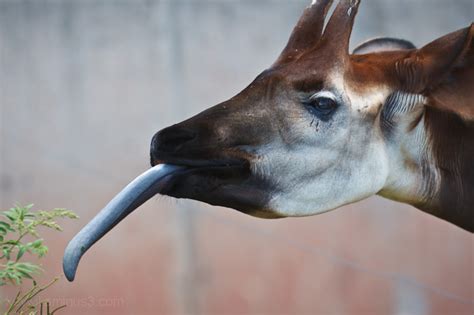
63 164 184 281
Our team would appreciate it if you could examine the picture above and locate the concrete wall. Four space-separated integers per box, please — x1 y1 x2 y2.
1 0 472 314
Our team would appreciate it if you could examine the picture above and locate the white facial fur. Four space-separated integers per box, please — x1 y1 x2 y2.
249 76 394 217
377 92 440 206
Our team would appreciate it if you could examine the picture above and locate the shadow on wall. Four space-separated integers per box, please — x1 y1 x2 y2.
0 0 473 314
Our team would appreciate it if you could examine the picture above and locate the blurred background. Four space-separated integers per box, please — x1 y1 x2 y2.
0 0 473 314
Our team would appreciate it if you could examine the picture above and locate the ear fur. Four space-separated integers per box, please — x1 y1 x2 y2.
395 24 474 119
353 37 416 54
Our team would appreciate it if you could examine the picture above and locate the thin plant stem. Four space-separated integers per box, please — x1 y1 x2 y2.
14 278 59 313
49 304 67 315
4 289 22 315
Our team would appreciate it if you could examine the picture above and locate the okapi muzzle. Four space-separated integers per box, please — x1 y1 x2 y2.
64 0 474 281
149 93 276 211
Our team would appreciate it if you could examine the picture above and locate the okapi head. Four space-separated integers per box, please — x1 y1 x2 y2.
150 0 474 231
64 0 473 282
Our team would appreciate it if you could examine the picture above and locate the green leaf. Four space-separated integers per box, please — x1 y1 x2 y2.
0 221 14 232
17 269 33 279
16 245 27 261
31 239 43 248
34 245 48 257
27 226 40 238
1 204 78 288
9 274 22 285
4 212 16 222
3 247 11 260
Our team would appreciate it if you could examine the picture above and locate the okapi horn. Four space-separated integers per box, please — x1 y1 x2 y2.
275 0 333 65
319 0 360 62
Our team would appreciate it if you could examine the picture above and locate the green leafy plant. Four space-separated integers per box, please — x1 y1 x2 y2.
0 204 78 314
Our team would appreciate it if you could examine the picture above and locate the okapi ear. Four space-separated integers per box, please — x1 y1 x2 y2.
396 24 474 119
353 37 416 54
274 0 333 65
319 0 361 63
396 24 473 93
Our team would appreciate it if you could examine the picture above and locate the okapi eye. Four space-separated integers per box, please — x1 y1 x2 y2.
304 91 338 119
312 97 337 111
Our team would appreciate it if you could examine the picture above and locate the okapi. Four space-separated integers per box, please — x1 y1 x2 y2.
64 0 473 281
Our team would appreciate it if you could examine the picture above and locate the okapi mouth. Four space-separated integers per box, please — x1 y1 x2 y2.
150 144 251 184
150 155 250 191
152 157 250 172
154 157 259 207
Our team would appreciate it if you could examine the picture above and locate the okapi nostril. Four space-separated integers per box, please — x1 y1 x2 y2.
151 127 197 154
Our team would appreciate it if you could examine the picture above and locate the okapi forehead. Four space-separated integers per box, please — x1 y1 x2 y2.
276 48 407 92
328 70 391 115
271 54 393 116
348 51 411 87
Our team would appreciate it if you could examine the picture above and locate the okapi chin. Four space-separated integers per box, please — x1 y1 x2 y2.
64 0 473 282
